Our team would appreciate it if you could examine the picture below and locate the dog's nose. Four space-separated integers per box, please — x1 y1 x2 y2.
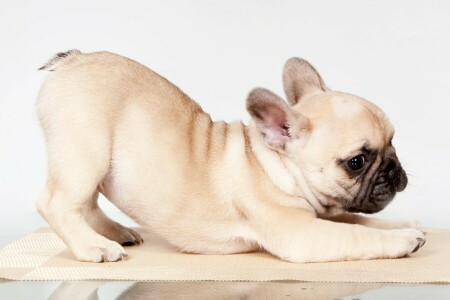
385 159 397 176
384 157 408 192
396 168 408 192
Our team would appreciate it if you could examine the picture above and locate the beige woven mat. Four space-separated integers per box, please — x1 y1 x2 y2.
0 227 449 282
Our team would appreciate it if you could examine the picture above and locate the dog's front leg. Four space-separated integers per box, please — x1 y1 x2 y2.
321 213 421 230
250 205 425 263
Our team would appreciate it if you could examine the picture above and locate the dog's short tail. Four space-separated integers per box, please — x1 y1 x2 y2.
38 49 82 71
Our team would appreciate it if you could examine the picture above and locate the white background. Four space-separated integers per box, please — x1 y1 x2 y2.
1 0 449 246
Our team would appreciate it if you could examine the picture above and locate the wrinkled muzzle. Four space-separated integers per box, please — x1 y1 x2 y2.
349 150 408 214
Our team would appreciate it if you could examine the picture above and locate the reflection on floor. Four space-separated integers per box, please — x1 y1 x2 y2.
1 280 449 299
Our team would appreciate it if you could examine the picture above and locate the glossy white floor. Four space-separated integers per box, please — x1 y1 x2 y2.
0 281 449 299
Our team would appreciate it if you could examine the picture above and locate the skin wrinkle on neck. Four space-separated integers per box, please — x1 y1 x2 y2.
247 122 321 215
281 156 328 215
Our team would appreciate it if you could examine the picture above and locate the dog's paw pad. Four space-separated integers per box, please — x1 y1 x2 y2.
105 226 143 247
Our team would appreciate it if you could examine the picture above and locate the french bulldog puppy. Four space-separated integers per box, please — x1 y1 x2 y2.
36 50 425 263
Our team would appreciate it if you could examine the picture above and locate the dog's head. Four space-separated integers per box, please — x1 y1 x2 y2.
247 58 407 214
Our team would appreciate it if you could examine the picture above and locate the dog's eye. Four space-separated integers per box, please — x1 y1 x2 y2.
347 154 366 171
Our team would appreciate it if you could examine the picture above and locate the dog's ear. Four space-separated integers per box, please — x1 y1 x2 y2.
283 57 328 106
246 88 310 152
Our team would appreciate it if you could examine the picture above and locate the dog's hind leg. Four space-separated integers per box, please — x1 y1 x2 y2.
37 170 128 262
36 123 128 262
85 191 143 246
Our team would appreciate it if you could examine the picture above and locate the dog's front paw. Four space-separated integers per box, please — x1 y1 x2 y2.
379 219 422 230
387 228 426 258
397 219 422 230
73 241 128 263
